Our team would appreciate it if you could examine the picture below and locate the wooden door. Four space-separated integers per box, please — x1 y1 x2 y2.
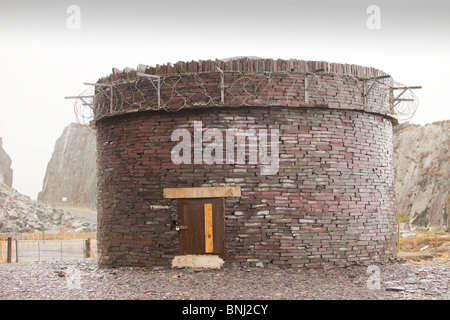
178 197 225 255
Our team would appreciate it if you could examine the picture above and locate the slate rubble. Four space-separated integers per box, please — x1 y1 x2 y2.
0 259 448 300
0 181 96 234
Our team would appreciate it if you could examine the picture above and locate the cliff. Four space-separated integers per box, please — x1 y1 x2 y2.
38 123 97 209
0 138 13 187
394 120 449 231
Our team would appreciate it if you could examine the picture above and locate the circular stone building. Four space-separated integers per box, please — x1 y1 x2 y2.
91 58 399 268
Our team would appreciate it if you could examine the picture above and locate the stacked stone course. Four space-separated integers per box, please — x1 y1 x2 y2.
95 58 397 268
96 58 393 120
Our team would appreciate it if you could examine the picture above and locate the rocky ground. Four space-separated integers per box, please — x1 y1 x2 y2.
0 258 448 300
0 181 96 234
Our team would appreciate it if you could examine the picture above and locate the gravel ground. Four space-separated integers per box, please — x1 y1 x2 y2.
0 259 449 300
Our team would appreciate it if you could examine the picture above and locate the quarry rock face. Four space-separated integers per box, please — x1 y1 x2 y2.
0 181 96 234
394 121 449 231
0 138 13 187
38 123 97 209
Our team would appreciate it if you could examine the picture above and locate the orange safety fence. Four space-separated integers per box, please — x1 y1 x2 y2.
399 232 450 253
0 240 5 263
0 231 96 242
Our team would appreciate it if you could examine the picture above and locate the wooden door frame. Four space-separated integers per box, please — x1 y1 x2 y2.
163 186 241 257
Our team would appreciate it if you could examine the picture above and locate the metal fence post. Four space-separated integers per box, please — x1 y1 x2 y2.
7 237 12 263
435 235 438 257
15 239 18 263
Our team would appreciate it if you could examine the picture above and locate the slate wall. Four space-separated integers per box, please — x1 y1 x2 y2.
96 105 396 268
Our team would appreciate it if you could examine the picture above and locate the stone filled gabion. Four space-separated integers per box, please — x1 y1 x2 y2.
93 58 398 268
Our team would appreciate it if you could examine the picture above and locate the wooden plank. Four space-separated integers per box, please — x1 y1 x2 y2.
188 203 205 254
163 186 241 199
212 197 225 255
204 203 213 253
7 237 12 263
177 200 189 254
178 199 205 254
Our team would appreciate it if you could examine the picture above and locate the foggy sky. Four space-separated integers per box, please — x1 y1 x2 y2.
0 0 449 200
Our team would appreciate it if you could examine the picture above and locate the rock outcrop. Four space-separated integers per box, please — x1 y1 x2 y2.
38 123 97 209
394 120 449 231
0 181 96 234
0 138 13 187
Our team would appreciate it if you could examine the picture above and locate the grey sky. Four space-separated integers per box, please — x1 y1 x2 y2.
0 0 449 200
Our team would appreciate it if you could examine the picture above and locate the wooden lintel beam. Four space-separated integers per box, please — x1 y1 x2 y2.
163 186 241 199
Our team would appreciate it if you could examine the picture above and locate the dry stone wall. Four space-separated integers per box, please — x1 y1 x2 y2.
93 58 394 122
96 106 396 268
94 58 397 268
